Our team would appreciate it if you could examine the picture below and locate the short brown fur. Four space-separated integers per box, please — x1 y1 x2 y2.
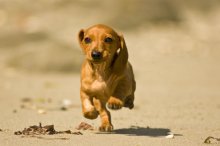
78 24 136 132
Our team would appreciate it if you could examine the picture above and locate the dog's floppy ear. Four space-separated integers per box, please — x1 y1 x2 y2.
118 34 128 65
78 29 85 49
112 34 128 75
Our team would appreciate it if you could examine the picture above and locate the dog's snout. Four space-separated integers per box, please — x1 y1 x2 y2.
91 51 102 60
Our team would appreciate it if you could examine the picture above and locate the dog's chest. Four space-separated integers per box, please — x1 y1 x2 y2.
90 79 107 94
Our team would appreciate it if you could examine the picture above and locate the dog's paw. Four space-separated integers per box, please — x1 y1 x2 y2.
83 108 99 119
99 124 113 132
124 95 134 109
107 97 123 110
124 99 134 109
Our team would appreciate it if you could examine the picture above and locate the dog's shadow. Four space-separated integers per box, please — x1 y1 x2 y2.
99 126 182 137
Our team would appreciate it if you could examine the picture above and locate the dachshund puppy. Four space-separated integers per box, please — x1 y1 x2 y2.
78 24 136 132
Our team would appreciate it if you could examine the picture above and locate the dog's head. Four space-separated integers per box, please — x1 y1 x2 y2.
78 24 124 64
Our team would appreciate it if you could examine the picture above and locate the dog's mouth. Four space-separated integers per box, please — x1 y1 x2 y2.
91 59 103 64
88 57 109 65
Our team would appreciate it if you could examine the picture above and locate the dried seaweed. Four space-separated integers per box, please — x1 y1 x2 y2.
204 136 220 144
14 123 82 136
76 122 94 131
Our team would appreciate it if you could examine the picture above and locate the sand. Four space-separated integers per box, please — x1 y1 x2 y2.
1 1 220 145
1 50 220 146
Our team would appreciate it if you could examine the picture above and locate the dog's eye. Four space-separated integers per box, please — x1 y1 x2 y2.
104 37 113 43
84 37 92 44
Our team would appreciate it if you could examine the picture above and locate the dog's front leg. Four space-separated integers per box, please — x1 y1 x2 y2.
93 98 113 132
81 91 99 119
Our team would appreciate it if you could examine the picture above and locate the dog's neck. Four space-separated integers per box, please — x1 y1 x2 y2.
87 53 119 80
88 61 112 80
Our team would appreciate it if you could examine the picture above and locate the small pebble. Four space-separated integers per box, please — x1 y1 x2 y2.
14 131 22 135
62 99 73 107
60 107 67 111
165 132 174 139
37 109 47 114
21 97 32 102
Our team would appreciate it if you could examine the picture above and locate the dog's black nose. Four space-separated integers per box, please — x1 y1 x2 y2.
91 51 102 60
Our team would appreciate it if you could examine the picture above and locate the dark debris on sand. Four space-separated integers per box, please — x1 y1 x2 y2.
14 123 82 136
204 136 220 144
76 122 94 131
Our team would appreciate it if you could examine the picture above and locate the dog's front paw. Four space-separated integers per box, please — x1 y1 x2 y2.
83 107 99 119
107 97 123 110
99 124 113 132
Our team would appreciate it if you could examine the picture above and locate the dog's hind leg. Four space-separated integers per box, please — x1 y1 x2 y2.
124 93 134 109
107 96 124 110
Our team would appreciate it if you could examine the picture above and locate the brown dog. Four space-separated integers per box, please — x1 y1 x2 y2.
78 24 136 132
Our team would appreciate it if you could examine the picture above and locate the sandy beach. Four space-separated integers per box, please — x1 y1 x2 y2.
1 0 220 145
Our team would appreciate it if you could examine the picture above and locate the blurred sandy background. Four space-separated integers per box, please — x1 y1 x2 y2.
0 0 220 146
0 0 220 73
